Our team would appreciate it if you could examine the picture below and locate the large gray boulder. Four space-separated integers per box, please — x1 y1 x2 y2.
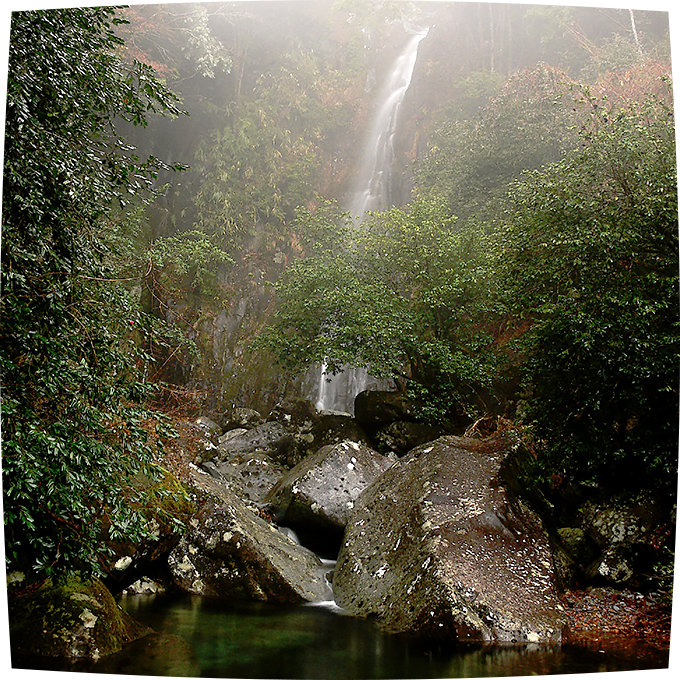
266 440 394 553
310 413 372 450
168 468 332 603
333 435 567 643
577 492 666 587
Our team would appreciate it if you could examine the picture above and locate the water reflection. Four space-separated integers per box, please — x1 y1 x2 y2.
13 593 669 678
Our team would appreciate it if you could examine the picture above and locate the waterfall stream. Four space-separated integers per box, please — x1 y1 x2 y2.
315 28 429 414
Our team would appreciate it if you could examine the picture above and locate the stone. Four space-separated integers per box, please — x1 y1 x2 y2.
218 428 249 445
6 570 26 597
214 421 296 467
101 468 195 595
201 451 289 504
557 527 599 575
221 407 264 431
577 492 666 588
266 440 393 554
354 390 413 430
310 413 372 450
194 416 222 439
168 468 332 603
8 576 149 659
267 397 319 428
121 577 166 596
374 420 446 456
332 435 567 643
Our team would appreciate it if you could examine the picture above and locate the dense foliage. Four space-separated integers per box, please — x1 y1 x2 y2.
264 196 500 424
265 49 678 493
2 3 676 579
501 89 678 492
1 7 186 578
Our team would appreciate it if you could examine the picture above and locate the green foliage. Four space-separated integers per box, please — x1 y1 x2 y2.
2 7 186 578
192 46 359 246
263 196 500 422
652 542 676 587
416 65 587 222
101 204 231 384
500 90 678 493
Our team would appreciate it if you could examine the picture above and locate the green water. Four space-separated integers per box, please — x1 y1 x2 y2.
13 593 669 678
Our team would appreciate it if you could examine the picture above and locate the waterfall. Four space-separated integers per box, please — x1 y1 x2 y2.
349 28 429 223
315 28 428 415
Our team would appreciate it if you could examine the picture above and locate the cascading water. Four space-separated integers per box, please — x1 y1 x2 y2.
315 27 429 414
349 28 429 223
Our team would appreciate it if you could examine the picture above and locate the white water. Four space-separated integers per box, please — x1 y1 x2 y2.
315 28 429 414
349 28 430 223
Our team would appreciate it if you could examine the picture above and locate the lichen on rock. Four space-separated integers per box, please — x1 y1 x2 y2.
168 467 332 602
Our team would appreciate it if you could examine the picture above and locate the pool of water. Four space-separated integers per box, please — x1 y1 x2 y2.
13 592 670 678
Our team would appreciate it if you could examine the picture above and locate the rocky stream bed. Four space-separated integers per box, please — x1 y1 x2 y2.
7 393 674 668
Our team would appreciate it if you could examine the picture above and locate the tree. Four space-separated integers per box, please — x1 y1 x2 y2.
500 87 678 495
416 65 588 223
1 7 186 578
264 196 500 424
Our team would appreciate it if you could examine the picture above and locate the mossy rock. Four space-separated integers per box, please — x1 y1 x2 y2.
8 576 150 659
103 467 196 593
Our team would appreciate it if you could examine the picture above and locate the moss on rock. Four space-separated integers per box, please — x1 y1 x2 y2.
8 576 150 659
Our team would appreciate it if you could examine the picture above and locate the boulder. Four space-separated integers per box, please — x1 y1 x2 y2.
267 397 319 428
374 420 446 456
201 452 289 504
8 576 149 660
577 492 667 588
221 406 264 431
266 440 394 554
212 421 297 467
218 427 249 445
354 389 413 430
168 468 332 603
310 413 372 450
194 416 222 440
333 435 567 643
102 468 195 595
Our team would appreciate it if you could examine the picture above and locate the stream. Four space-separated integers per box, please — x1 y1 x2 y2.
15 591 669 678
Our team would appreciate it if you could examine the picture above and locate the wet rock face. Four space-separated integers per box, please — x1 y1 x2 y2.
333 435 567 643
8 577 149 659
168 469 332 603
266 440 394 554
